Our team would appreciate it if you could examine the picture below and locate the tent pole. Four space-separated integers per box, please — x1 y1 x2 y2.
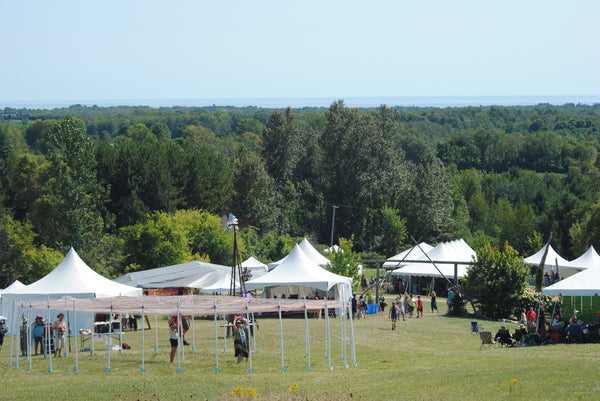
246 302 253 374
106 302 113 373
90 312 95 355
341 299 347 368
141 300 145 373
348 299 356 367
213 301 219 373
324 304 329 359
251 312 258 353
15 302 20 368
325 305 332 371
73 300 78 372
278 301 286 372
176 298 182 372
191 300 196 351
28 298 32 371
47 298 52 372
303 298 311 371
304 297 309 356
9 300 15 367
154 314 158 352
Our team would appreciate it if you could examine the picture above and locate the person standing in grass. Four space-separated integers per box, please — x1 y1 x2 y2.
416 295 424 318
430 291 439 313
53 313 66 357
234 319 248 364
389 301 399 330
407 294 415 318
359 295 367 319
168 316 179 363
398 296 406 321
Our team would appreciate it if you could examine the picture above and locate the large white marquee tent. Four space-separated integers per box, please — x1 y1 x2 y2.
246 244 352 301
383 242 433 269
267 238 330 270
524 243 571 276
390 239 476 280
1 248 142 333
114 260 235 290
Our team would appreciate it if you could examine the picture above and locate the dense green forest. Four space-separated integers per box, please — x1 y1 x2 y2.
1 101 600 288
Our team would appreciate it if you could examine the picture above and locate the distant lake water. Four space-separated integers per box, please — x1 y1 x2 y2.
2 95 600 110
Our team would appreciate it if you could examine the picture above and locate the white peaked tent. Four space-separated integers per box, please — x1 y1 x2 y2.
524 243 571 274
1 248 142 334
240 256 268 279
245 244 352 301
298 238 331 266
267 238 330 271
241 256 268 271
390 240 476 279
561 246 600 274
187 270 240 293
0 279 25 298
542 266 600 296
383 242 433 268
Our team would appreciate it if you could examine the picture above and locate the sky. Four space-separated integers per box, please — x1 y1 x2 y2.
1 0 599 107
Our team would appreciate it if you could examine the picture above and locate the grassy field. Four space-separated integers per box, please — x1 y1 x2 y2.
1 298 599 400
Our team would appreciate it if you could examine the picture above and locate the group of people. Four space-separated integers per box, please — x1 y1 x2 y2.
0 313 66 357
493 307 600 347
351 291 440 331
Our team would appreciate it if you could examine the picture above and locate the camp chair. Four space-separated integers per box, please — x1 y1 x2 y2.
479 331 494 349
471 321 483 334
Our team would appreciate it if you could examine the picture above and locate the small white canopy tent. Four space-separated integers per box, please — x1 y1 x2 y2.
240 256 268 279
542 266 600 296
1 248 142 334
246 244 352 301
383 242 433 268
524 243 571 275
561 246 600 278
188 270 240 293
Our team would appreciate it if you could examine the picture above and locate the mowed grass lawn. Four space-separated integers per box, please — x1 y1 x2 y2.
1 298 600 400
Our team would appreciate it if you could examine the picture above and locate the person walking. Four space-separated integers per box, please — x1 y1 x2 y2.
389 301 399 331
417 295 424 318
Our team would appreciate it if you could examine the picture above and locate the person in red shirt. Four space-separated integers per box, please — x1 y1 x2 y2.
526 307 537 333
416 295 424 318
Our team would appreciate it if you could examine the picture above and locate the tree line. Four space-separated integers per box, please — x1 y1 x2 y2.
1 101 599 288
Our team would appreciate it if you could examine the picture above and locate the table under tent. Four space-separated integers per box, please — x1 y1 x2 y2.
10 295 356 374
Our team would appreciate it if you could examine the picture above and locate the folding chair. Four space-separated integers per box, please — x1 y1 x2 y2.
471 321 483 334
479 331 494 349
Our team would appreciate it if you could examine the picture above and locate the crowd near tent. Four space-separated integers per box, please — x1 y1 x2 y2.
1 248 142 334
246 244 352 301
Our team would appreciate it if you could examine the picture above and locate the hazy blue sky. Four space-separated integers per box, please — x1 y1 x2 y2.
1 0 598 105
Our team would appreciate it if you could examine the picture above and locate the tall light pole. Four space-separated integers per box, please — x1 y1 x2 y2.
330 205 339 248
